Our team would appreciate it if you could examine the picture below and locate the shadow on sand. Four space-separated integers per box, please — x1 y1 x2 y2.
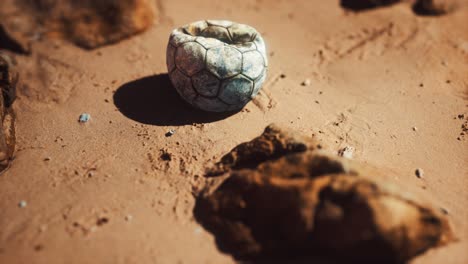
113 74 237 126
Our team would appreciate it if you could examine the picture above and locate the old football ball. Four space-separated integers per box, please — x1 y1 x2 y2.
166 20 268 112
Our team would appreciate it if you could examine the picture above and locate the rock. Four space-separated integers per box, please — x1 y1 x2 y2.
412 0 455 16
195 124 454 263
0 53 17 174
338 145 354 159
18 200 27 208
416 168 424 178
78 113 91 123
340 0 401 11
206 123 321 176
0 0 157 50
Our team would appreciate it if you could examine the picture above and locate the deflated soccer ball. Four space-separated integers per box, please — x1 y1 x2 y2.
166 20 268 112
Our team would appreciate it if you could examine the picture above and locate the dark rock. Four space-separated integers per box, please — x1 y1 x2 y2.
206 123 320 176
1 0 157 50
196 125 454 263
0 53 17 174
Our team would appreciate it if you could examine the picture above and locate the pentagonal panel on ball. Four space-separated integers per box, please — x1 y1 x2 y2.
242 50 265 80
219 75 253 105
206 46 242 79
175 42 206 76
169 69 197 103
192 71 220 97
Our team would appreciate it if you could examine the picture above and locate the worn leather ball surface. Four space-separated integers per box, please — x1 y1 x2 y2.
167 20 268 112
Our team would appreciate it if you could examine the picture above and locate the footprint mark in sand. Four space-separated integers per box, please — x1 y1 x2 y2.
322 111 372 157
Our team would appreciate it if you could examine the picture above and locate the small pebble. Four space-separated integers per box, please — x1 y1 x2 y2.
440 207 449 215
415 168 424 179
125 215 133 221
165 129 176 137
338 146 355 159
194 227 203 235
412 127 418 131
18 200 27 208
280 73 286 79
44 157 51 161
301 79 311 86
78 113 91 123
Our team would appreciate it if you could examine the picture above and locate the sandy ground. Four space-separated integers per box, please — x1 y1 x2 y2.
0 0 467 263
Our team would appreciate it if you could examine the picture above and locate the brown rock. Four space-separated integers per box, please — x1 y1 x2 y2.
1 0 156 50
412 0 456 16
0 53 17 173
195 125 453 263
206 123 321 176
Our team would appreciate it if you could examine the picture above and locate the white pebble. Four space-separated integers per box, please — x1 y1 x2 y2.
338 146 355 159
18 200 27 208
415 168 424 179
301 79 311 86
125 215 133 221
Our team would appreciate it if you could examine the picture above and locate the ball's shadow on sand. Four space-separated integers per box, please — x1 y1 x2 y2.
114 74 238 126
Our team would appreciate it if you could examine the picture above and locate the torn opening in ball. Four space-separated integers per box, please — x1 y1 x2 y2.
166 20 268 112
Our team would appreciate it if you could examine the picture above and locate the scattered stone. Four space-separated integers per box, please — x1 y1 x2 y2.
412 127 418 131
196 124 454 263
0 0 157 50
440 207 449 215
0 53 17 174
301 79 311 86
44 157 51 161
280 73 286 79
415 168 424 178
18 200 27 208
96 217 109 226
340 0 402 12
125 215 133 221
165 129 176 137
78 113 91 123
338 146 354 159
457 114 465 119
194 227 203 235
206 123 320 176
